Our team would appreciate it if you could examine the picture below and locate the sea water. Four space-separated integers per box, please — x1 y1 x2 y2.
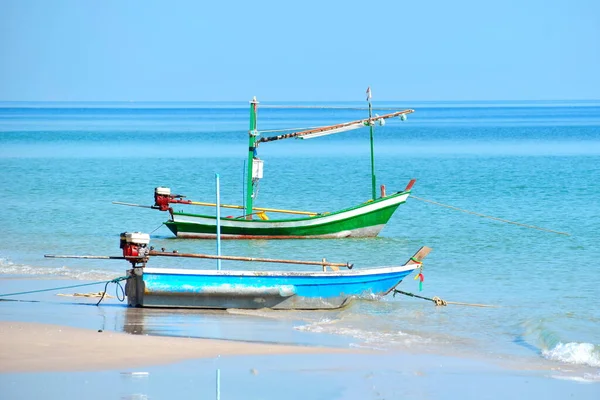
1 100 599 379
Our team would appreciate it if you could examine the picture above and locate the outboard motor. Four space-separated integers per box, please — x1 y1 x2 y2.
153 186 189 211
154 187 173 211
119 232 150 266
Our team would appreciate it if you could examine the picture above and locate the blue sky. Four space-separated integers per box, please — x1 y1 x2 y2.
1 0 598 101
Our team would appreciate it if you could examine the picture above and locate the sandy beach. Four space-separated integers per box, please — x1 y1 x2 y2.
2 320 598 400
0 321 341 373
1 278 598 399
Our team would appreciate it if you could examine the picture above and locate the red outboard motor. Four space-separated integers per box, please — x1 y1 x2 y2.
154 187 173 211
119 232 150 266
153 186 190 211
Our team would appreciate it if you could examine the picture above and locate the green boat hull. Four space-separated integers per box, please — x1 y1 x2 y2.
164 191 409 239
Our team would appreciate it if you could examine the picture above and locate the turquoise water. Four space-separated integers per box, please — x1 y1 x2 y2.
1 101 599 379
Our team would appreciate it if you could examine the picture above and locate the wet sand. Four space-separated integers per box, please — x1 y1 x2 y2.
1 277 598 399
2 319 597 400
0 321 341 373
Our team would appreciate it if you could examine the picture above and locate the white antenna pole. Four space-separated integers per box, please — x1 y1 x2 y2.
216 368 221 400
216 173 222 270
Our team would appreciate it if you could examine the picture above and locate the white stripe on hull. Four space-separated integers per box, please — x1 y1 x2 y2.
172 193 408 230
144 262 416 277
176 224 385 239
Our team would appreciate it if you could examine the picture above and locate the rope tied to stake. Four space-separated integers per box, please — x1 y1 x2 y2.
393 289 497 308
432 296 448 306
393 289 444 305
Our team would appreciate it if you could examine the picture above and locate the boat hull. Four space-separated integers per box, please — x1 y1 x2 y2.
125 264 417 310
165 191 410 239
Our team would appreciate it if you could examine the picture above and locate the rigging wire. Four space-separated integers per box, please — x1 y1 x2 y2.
259 105 409 111
411 195 570 236
258 125 326 134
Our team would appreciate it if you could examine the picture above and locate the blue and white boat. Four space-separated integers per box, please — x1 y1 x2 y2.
45 232 430 310
122 233 431 310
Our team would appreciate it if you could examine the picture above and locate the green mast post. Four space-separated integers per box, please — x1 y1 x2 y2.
367 87 377 200
245 97 259 219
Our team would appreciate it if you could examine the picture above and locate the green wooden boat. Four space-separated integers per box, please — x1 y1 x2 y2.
118 90 415 239
161 182 414 239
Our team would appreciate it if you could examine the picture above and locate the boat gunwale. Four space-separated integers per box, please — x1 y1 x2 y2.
142 264 417 277
168 189 411 223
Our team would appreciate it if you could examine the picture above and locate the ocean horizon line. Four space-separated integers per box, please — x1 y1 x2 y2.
1 99 599 109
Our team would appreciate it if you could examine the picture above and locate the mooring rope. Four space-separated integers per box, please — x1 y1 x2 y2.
392 289 497 308
96 276 127 305
0 276 129 307
410 196 570 236
150 223 164 234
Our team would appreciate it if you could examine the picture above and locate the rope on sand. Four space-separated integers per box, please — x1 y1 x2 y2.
0 276 129 306
392 289 498 308
57 292 115 298
410 196 570 236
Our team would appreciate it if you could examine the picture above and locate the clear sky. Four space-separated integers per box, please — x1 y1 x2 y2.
0 0 598 101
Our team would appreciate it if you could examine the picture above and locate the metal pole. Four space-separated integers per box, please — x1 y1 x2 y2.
215 173 222 271
216 368 221 400
242 159 246 213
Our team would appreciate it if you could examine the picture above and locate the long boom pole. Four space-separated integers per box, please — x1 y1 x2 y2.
257 109 414 144
172 201 318 216
149 251 353 268
113 200 318 216
44 253 353 269
44 255 143 260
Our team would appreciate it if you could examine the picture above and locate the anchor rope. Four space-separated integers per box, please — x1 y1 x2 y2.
392 289 497 308
410 196 570 236
150 223 164 234
96 276 128 306
0 276 129 304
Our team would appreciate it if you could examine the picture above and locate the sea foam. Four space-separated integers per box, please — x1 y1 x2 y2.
0 259 117 281
295 318 428 350
543 342 600 367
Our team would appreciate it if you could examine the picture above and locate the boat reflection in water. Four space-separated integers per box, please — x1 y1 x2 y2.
122 306 354 347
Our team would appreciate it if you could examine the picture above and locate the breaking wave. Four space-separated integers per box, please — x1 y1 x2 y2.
521 317 600 369
543 342 600 368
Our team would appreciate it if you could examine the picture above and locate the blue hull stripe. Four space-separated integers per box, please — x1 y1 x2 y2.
142 269 413 298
